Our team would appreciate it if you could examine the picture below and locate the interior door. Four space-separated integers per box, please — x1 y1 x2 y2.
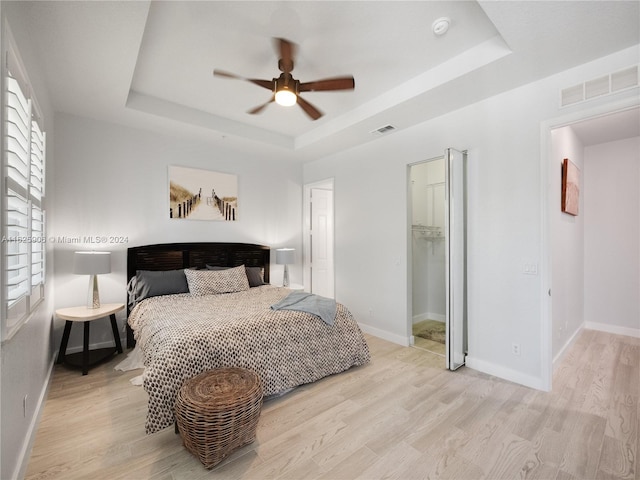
445 148 467 370
310 188 334 298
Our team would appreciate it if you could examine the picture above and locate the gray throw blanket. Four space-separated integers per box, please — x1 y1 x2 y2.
270 291 337 326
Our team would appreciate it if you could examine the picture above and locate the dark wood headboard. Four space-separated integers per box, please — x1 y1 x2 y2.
126 242 271 347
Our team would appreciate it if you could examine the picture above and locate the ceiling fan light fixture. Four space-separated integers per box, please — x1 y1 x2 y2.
275 88 297 107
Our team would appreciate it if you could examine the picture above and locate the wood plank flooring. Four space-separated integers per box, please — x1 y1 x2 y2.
25 330 638 479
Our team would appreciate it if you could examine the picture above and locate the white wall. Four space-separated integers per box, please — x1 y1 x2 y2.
584 136 640 335
550 126 585 360
52 112 303 352
304 45 639 389
1 5 57 480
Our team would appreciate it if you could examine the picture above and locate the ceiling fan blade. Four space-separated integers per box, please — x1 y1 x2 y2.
213 69 273 90
296 95 323 120
248 96 275 115
213 69 243 79
299 76 355 92
248 78 275 90
275 38 296 74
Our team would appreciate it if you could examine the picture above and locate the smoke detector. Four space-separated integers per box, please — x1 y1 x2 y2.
432 17 450 36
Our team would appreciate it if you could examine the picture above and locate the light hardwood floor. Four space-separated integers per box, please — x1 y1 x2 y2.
26 330 638 479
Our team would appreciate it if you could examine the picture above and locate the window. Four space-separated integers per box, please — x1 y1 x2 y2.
2 24 46 341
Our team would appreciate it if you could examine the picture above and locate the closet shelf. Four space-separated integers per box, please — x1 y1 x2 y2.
411 224 443 239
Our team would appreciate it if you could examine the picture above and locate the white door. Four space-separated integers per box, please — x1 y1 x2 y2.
310 188 334 298
445 148 467 370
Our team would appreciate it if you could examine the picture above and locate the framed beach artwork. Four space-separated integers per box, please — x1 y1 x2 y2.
168 166 238 221
561 158 579 216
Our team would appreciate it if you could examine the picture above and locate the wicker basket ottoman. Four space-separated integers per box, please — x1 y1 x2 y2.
174 367 263 469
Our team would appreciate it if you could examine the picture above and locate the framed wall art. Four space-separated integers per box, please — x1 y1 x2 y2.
168 166 238 221
561 158 580 216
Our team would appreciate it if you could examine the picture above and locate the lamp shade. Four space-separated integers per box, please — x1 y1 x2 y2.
275 248 295 265
73 251 111 275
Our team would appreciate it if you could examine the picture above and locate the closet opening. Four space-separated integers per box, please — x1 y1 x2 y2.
410 156 447 358
408 149 467 371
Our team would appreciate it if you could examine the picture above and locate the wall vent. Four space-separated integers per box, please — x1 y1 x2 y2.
561 65 639 108
585 75 609 100
611 66 638 92
371 124 396 135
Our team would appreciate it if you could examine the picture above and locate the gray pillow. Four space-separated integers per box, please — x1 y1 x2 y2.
133 269 189 302
245 266 266 287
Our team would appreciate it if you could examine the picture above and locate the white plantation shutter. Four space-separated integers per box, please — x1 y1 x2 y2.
30 115 45 304
30 119 45 201
6 77 30 190
5 74 31 311
3 32 47 340
31 205 44 300
6 189 29 304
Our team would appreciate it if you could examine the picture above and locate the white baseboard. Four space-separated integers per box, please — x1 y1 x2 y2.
360 323 547 390
15 352 56 480
584 321 640 338
358 322 411 347
465 356 545 391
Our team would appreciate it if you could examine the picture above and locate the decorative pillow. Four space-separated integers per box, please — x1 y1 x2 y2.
205 264 266 287
245 266 266 287
129 269 189 306
185 265 250 295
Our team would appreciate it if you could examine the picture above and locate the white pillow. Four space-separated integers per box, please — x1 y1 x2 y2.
184 265 250 295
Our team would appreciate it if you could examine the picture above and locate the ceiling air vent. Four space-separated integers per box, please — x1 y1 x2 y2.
561 65 639 108
371 124 396 136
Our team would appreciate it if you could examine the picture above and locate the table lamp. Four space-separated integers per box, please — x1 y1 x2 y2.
275 248 295 287
74 251 111 308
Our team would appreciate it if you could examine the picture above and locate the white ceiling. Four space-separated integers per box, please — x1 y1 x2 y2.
13 1 640 162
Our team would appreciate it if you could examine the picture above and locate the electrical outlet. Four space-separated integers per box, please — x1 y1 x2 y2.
23 394 28 418
511 343 521 356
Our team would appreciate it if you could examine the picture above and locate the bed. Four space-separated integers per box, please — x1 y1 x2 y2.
126 243 370 434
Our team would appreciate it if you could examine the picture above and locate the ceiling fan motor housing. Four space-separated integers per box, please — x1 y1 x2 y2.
278 58 294 73
275 73 299 95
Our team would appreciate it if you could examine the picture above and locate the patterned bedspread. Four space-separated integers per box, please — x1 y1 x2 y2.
128 285 370 433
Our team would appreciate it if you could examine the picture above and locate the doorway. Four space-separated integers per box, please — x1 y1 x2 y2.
303 179 335 298
409 149 467 370
540 101 639 390
546 105 639 376
410 157 446 357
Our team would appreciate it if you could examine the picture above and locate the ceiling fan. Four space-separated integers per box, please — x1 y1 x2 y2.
213 38 355 120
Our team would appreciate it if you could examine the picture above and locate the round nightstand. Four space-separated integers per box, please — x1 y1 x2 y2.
56 303 124 375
